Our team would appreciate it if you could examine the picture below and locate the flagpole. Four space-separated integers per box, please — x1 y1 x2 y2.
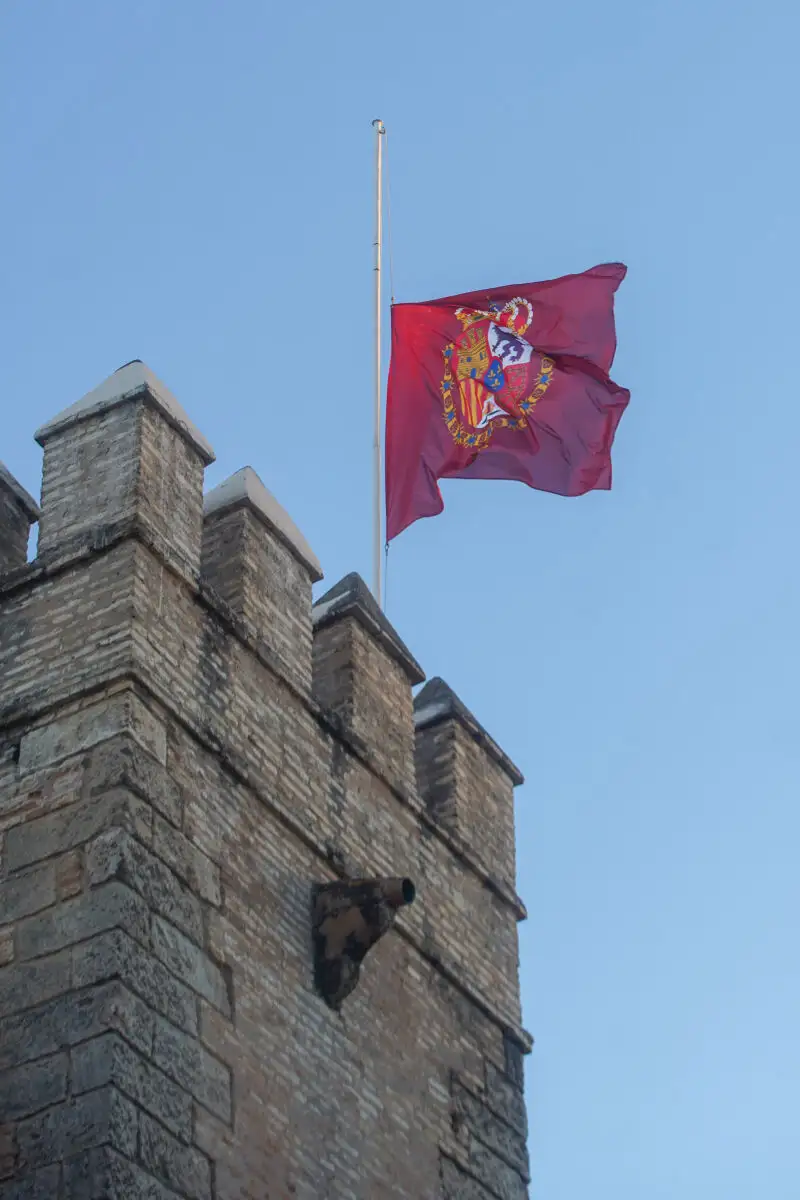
372 118 385 608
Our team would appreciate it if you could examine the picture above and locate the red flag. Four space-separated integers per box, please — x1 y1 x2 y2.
385 263 629 541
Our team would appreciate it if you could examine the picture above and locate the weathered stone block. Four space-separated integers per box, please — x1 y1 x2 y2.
73 929 198 1035
0 761 83 840
71 1034 192 1142
503 1033 525 1091
5 790 152 873
64 1147 183 1200
86 830 202 944
0 1056 68 1122
485 1064 527 1138
61 1149 99 1200
17 692 166 776
139 1111 211 1200
0 865 56 924
152 816 221 906
55 852 83 900
469 1139 528 1200
453 1082 529 1179
151 917 229 1016
0 952 71 1019
0 982 153 1071
16 883 149 962
440 1155 495 1200
84 738 181 828
16 1087 138 1172
152 1015 231 1123
0 932 12 968
0 1125 14 1181
0 1163 61 1198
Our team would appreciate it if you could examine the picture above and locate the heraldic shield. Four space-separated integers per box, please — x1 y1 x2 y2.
385 262 630 541
441 297 555 450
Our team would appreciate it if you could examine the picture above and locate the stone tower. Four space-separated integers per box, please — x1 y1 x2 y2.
0 363 532 1199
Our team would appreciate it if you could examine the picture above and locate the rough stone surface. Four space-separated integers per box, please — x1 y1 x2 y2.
468 1139 529 1200
453 1080 529 1178
0 953 72 1020
0 865 56 924
0 982 154 1072
151 816 220 906
138 1112 211 1200
55 850 83 900
71 1034 192 1142
486 1062 528 1138
0 759 83 838
17 691 166 776
83 739 182 828
73 929 198 1035
64 1147 184 1200
152 1016 231 1123
5 789 153 873
16 1087 138 1172
151 917 230 1015
0 1125 15 1179
0 374 531 1199
0 1055 68 1121
16 882 150 962
441 1154 523 1200
0 1163 61 1199
85 829 202 944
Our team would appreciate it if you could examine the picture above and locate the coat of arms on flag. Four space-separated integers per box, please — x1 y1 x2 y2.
385 263 630 541
442 298 555 449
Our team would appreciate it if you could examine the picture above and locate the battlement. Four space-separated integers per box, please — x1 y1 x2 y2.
0 460 40 574
0 363 532 1199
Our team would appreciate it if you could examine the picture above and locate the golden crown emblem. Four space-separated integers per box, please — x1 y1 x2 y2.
455 297 533 336
454 307 484 330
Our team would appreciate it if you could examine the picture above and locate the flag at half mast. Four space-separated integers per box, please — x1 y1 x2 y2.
385 262 630 541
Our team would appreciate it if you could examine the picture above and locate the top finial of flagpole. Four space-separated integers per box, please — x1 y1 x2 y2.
372 118 385 133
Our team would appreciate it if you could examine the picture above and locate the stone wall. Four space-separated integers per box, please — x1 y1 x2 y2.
0 362 532 1199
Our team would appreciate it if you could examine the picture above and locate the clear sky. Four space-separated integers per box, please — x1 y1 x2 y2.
2 2 799 1196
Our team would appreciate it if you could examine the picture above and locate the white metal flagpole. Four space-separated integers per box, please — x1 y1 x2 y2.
372 118 385 608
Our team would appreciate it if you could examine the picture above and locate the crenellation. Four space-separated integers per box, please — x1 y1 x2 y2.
0 461 40 576
138 402 208 580
0 362 531 1199
34 362 213 579
415 677 522 891
36 400 142 556
201 466 321 695
312 572 423 795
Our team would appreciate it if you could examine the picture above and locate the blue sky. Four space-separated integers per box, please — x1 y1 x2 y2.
2 2 799 1195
